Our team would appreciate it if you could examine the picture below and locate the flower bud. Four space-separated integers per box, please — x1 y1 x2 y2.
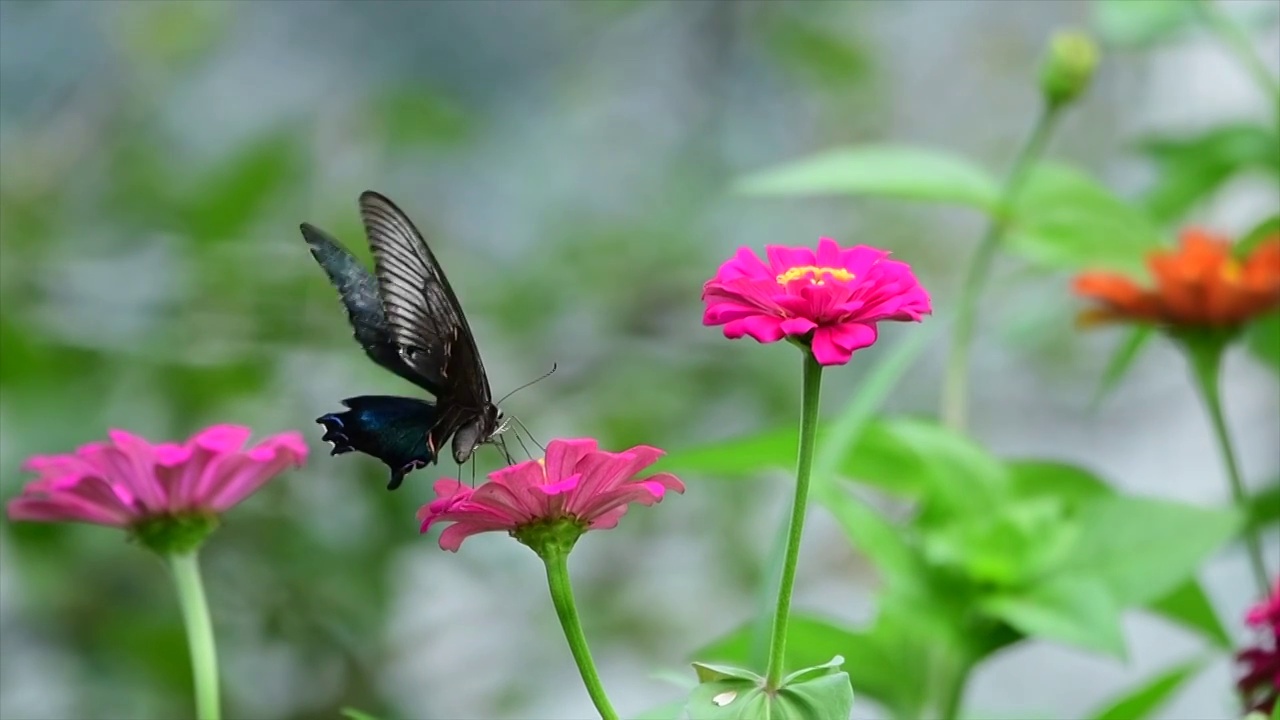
1039 30 1100 108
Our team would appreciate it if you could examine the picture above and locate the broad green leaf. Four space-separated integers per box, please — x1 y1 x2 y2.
1135 125 1280 224
923 498 1076 588
1246 309 1280 375
1006 460 1111 510
735 145 1001 210
1058 495 1242 606
1145 580 1231 649
872 418 1008 519
1091 326 1156 410
817 483 923 592
980 577 1126 657
1087 658 1206 720
1247 482 1280 533
1093 0 1197 48
1008 162 1165 274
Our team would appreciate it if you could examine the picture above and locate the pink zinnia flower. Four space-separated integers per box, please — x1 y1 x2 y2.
1238 579 1280 715
7 425 308 531
418 438 684 552
702 237 932 366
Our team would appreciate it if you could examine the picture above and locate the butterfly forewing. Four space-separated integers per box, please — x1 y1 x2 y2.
358 191 492 407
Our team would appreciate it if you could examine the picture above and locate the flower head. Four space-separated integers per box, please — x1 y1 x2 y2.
1073 229 1280 329
1238 579 1280 715
418 438 684 555
7 426 308 552
702 238 932 366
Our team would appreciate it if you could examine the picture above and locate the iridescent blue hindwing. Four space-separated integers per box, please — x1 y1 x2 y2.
317 396 440 490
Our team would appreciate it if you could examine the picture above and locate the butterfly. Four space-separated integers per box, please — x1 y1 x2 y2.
301 191 507 490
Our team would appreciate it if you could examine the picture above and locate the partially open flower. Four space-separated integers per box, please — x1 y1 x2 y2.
7 426 308 552
1238 580 1280 715
418 438 684 555
1073 229 1280 330
702 238 932 366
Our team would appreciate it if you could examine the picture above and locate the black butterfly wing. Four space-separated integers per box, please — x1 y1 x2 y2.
299 222 443 396
357 191 493 410
317 395 440 490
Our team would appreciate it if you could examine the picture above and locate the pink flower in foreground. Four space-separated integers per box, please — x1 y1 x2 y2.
1238 579 1280 715
7 426 308 532
418 438 684 553
702 238 932 365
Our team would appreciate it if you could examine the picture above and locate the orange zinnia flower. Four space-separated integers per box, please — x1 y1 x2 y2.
1073 228 1280 328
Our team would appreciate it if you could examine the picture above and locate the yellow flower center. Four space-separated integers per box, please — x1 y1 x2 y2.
1220 259 1242 284
776 265 854 286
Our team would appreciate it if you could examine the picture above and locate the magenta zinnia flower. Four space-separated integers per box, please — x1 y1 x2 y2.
418 438 684 552
1239 580 1280 715
7 425 307 533
702 237 931 365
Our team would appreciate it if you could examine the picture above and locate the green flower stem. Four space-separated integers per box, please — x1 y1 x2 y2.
543 551 618 720
168 551 220 720
1196 0 1280 106
764 351 824 690
1186 338 1272 596
941 104 1060 432
936 659 973 720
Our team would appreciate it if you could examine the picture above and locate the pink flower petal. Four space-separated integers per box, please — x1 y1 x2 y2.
766 245 816 273
204 434 308 512
724 315 785 343
779 317 817 336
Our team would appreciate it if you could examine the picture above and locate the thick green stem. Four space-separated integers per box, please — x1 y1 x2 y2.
764 351 824 689
543 551 618 720
1186 339 1271 595
935 659 972 720
1196 0 1280 106
168 552 220 720
941 105 1060 432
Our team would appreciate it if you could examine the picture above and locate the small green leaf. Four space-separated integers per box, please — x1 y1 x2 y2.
1247 482 1280 533
780 655 846 686
1006 460 1111 509
776 672 855 720
1145 580 1231 650
980 577 1126 657
692 662 763 684
341 709 385 720
1008 162 1165 274
1091 326 1155 410
685 679 766 720
1246 309 1280 375
1093 0 1197 48
1087 658 1206 720
1058 495 1242 606
735 145 1001 210
764 15 870 88
1135 126 1280 224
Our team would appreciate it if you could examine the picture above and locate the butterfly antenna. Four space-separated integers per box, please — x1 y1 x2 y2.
496 363 558 406
510 415 546 454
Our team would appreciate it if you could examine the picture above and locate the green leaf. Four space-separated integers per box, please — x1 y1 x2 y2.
1145 580 1231 649
1057 495 1242 606
1135 125 1280 224
1091 326 1156 410
660 427 798 478
692 662 763 684
1007 460 1111 509
1246 309 1280 375
1087 658 1206 720
341 709 385 720
980 577 1126 657
735 145 1001 210
684 659 853 720
764 15 870 88
685 679 764 720
780 655 847 687
924 498 1076 588
817 483 923 593
371 88 473 147
1008 162 1165 273
1247 482 1280 533
1093 0 1198 48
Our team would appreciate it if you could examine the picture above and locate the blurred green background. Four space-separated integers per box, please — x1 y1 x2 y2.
0 2 1276 719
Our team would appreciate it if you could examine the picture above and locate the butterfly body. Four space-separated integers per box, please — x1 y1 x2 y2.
303 192 505 489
